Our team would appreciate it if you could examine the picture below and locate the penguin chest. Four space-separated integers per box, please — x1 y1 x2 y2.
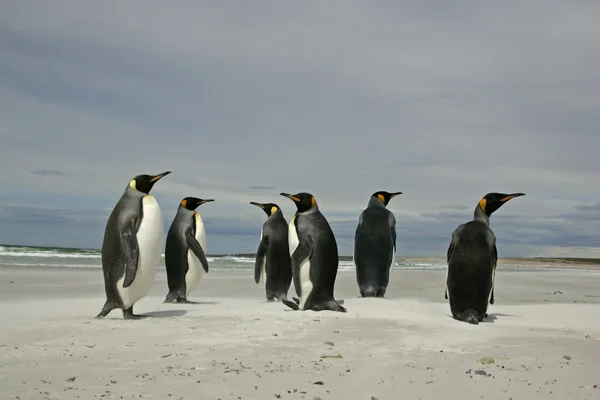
185 213 206 296
118 195 163 309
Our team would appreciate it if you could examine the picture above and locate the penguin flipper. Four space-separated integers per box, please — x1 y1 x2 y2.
444 288 448 300
490 243 497 305
254 235 269 284
389 213 397 253
291 237 313 297
186 232 209 273
122 222 140 288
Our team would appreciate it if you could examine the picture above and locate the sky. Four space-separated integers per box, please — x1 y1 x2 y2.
0 1 599 257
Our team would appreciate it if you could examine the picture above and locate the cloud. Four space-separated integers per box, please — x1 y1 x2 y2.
247 185 276 191
32 169 64 176
575 203 600 213
0 1 599 256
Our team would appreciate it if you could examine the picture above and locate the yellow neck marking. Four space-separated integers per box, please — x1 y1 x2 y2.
479 198 487 213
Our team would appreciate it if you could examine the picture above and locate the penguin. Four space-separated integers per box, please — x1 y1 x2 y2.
164 197 214 304
279 192 346 312
95 171 171 320
354 191 402 298
445 192 525 325
250 201 293 302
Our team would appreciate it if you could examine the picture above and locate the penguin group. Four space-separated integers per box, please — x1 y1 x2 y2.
96 171 525 325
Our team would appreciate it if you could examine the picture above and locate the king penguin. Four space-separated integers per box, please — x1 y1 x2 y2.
354 191 402 298
250 201 292 302
164 197 214 304
279 192 346 312
445 192 525 324
95 171 171 320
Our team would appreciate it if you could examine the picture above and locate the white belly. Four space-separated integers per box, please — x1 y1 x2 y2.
118 195 163 309
299 258 313 310
185 212 206 296
288 214 312 310
288 214 300 256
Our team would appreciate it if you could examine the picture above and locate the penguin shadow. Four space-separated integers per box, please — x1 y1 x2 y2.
445 312 517 324
163 300 220 306
142 310 188 318
481 313 518 323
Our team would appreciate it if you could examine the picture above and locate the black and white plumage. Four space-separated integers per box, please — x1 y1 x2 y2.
279 192 346 312
250 201 292 302
96 171 171 320
446 192 525 324
164 197 214 304
354 191 402 298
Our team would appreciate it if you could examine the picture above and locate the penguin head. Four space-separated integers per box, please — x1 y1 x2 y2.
280 192 316 213
478 192 525 216
129 171 171 194
181 197 214 210
249 202 281 217
372 191 403 206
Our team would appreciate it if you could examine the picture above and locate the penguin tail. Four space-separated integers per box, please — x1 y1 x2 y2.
361 287 383 298
456 310 480 325
275 292 288 301
282 298 299 310
328 300 347 313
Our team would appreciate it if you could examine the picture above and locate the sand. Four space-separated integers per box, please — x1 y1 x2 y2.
1 265 600 400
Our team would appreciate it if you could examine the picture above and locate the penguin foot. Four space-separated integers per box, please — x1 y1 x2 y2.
266 296 275 302
122 307 150 320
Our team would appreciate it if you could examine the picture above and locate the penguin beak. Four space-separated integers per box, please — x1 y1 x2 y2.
390 192 403 198
500 193 525 202
199 199 214 205
150 171 171 182
249 202 265 209
280 193 300 202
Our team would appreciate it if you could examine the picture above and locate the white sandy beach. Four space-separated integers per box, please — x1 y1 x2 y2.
1 265 600 400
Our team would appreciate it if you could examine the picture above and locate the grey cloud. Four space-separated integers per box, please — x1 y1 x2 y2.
0 2 599 256
247 185 276 191
575 203 600 212
438 205 469 210
32 169 64 176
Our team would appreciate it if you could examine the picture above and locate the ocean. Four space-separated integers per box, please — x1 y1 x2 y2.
0 244 449 271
